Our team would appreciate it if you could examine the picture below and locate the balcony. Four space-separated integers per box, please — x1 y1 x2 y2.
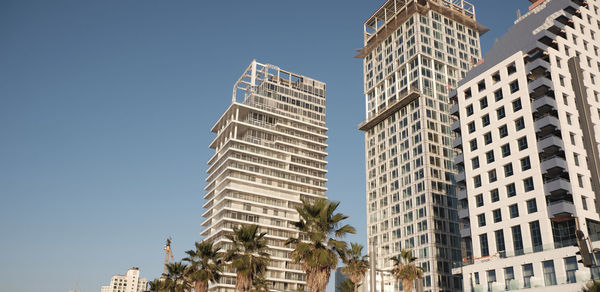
451 120 461 133
535 114 561 133
538 134 563 152
544 177 572 197
455 153 464 166
458 207 469 219
457 188 467 200
460 225 471 238
541 155 568 176
455 171 466 184
450 103 459 117
529 76 554 99
531 95 557 112
453 135 462 149
548 200 576 219
525 54 550 70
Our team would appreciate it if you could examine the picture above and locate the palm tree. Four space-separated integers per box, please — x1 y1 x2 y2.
286 199 356 292
163 261 191 292
224 224 270 292
183 241 222 292
341 243 369 292
146 279 164 292
390 249 423 292
336 278 355 292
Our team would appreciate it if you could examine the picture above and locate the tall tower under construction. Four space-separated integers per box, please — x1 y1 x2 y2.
201 60 328 292
357 1 487 291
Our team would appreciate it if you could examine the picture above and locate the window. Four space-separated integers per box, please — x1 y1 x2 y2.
518 137 528 150
466 104 474 116
486 151 495 163
474 175 482 187
493 209 502 223
480 97 488 109
499 125 508 138
510 80 520 93
507 63 517 75
523 264 534 288
526 221 543 254
478 214 486 227
494 89 503 101
512 225 524 255
524 177 534 192
504 163 513 177
470 139 478 151
482 114 490 126
527 199 537 213
565 257 578 283
472 157 480 169
521 157 531 171
491 189 499 202
487 270 496 292
506 183 516 197
512 98 522 111
494 230 506 256
480 233 489 256
583 196 588 210
484 132 492 144
515 117 525 130
478 80 486 92
488 170 497 183
492 72 501 83
509 204 519 218
497 106 506 119
476 194 484 207
501 144 511 157
475 272 480 285
468 122 476 133
543 260 557 286
504 267 515 290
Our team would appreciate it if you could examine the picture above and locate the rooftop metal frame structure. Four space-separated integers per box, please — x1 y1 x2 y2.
357 0 488 58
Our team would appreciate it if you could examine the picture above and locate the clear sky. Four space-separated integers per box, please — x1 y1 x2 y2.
0 1 532 291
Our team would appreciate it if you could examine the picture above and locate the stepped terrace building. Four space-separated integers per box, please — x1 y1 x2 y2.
357 0 487 291
451 0 600 291
200 60 327 292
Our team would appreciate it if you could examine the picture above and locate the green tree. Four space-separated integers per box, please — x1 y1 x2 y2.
286 199 356 292
390 249 423 292
336 278 355 292
224 224 270 292
145 279 165 292
183 241 222 292
341 243 369 292
163 261 191 292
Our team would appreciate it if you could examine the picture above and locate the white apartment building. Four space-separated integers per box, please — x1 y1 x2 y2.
357 0 487 291
451 0 600 291
100 267 147 292
200 60 327 291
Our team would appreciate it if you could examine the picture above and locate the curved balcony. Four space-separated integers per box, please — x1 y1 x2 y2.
458 207 469 219
455 171 466 184
541 155 568 178
544 177 572 198
548 200 576 219
529 76 554 99
531 95 557 112
460 224 471 238
453 134 463 149
535 114 561 134
457 187 467 200
450 103 459 117
455 153 464 166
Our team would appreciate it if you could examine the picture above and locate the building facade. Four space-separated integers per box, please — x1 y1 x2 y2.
357 0 487 291
451 0 600 291
200 60 327 291
100 267 147 292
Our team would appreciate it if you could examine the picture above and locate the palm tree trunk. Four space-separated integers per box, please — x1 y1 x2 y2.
353 283 358 292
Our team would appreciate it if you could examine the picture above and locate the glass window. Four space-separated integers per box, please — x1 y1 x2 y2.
494 89 503 101
493 209 502 223
512 225 524 255
480 96 488 108
472 157 480 169
466 104 474 116
524 177 534 192
518 137 528 150
512 98 522 111
468 121 476 133
527 199 537 213
486 151 495 163
530 221 543 252
543 260 557 286
509 204 519 218
490 189 499 202
470 139 478 151
504 267 515 290
476 194 484 207
478 214 486 227
480 233 489 256
501 144 511 157
484 132 492 145
504 163 513 177
495 229 505 255
482 114 490 127
488 169 497 183
510 81 520 94
523 264 534 288
515 117 525 130
499 125 508 138
506 183 516 197
474 175 482 187
497 106 506 119
565 256 578 283
478 81 487 92
487 270 496 292
521 157 531 171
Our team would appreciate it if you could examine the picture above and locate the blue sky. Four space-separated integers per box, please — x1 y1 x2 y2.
0 1 531 291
